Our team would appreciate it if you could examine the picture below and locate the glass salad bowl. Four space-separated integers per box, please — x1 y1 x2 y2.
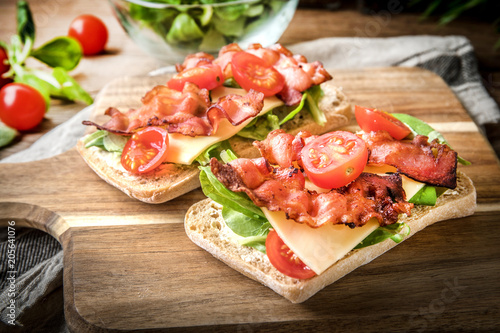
109 0 299 64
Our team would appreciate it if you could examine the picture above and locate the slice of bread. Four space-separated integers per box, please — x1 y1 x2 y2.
77 81 352 203
184 171 476 303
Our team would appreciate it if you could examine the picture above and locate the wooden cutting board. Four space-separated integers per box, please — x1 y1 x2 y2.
1 67 500 332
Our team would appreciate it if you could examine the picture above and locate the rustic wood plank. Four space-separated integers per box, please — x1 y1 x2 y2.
0 67 499 332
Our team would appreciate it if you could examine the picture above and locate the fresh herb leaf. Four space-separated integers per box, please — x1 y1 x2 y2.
0 124 18 148
392 113 471 165
52 67 93 105
31 37 83 71
16 1 35 45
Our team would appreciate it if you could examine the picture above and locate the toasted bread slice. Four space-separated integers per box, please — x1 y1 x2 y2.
184 171 476 303
77 82 352 203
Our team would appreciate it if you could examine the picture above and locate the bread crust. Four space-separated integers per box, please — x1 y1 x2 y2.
184 171 476 303
77 81 352 203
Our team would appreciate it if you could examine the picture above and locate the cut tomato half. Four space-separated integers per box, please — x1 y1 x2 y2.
231 51 284 97
121 127 169 174
301 131 368 189
355 105 411 140
266 229 316 280
167 64 224 91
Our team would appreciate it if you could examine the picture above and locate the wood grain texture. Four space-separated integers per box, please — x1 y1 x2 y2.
1 68 499 332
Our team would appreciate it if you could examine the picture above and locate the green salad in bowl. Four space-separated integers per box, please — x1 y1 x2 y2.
109 0 299 63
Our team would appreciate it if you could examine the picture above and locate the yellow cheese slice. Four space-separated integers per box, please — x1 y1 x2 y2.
262 208 379 275
164 87 283 165
263 169 424 275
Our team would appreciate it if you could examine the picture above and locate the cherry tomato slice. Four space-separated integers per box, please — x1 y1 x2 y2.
68 14 108 56
121 127 169 174
231 51 284 97
0 83 45 131
167 64 224 91
355 105 411 140
301 131 368 189
266 229 316 280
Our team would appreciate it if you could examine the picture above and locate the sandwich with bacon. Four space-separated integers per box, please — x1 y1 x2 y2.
77 43 352 203
184 106 476 303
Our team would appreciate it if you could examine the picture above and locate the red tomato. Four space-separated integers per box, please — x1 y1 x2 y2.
68 14 108 56
0 47 13 88
231 51 285 97
0 83 45 131
121 127 169 174
265 229 316 280
355 105 411 140
167 64 224 91
301 131 368 189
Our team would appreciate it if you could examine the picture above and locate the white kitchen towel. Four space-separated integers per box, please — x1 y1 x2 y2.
1 36 499 332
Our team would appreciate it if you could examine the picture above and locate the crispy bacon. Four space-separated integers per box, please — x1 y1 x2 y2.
175 52 214 72
211 158 413 228
253 129 315 168
253 129 458 189
250 43 332 105
362 131 457 188
83 83 264 137
189 43 332 106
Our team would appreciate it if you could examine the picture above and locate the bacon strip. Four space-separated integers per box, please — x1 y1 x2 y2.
83 83 264 137
211 158 413 228
181 43 332 106
253 129 315 168
362 131 458 188
253 129 458 189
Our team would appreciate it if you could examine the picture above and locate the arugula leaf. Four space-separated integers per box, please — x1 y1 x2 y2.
0 124 18 148
392 113 471 165
354 222 410 249
52 67 93 105
16 1 35 45
31 37 82 71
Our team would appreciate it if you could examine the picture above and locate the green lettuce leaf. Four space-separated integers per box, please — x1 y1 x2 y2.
305 84 326 126
195 140 233 165
237 112 279 141
354 222 410 249
408 185 437 206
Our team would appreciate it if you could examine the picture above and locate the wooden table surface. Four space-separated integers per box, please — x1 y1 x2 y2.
1 1 500 332
1 0 499 160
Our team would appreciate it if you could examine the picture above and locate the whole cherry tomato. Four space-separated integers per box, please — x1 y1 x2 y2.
0 83 46 131
68 14 108 56
0 47 13 88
